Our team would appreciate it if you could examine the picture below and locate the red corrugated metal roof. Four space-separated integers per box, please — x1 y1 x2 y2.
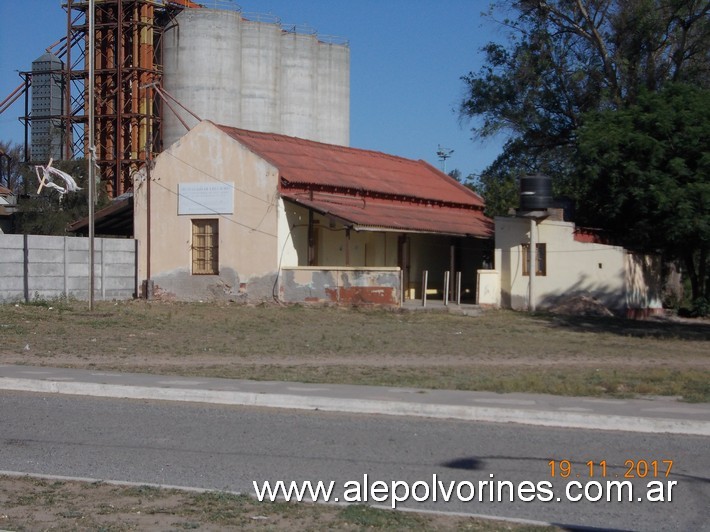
213 122 491 238
284 192 493 237
215 123 485 208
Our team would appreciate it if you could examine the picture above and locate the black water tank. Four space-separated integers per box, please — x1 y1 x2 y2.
519 174 553 210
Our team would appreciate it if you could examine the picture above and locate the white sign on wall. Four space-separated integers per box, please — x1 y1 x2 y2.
178 182 234 215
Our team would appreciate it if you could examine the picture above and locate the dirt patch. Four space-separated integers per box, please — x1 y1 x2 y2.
548 295 615 317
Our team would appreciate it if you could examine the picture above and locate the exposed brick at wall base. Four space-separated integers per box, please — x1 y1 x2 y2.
147 268 278 303
280 267 401 306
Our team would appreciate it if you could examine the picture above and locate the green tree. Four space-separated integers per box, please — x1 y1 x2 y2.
460 0 710 210
575 84 710 307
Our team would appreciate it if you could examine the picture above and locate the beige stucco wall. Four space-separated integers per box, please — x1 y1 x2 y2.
134 121 281 301
495 216 628 311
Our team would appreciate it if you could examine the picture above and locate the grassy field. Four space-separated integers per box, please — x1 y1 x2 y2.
1 299 708 529
1 298 708 401
0 475 556 531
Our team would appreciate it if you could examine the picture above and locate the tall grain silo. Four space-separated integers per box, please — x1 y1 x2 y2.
162 9 243 149
240 16 281 134
279 31 317 141
161 8 349 148
316 41 350 146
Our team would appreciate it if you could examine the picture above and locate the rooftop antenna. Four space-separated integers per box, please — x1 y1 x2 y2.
437 145 454 174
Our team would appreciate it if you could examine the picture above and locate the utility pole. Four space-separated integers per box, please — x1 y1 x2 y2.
88 0 95 311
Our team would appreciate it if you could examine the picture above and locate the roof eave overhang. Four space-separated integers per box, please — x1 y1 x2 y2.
280 178 485 212
350 225 484 238
282 196 491 239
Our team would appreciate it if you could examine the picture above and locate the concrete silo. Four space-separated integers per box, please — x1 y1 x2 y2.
161 9 243 149
161 8 349 148
316 41 350 146
279 31 317 142
240 16 281 134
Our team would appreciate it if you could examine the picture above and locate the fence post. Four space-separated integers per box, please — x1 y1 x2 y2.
98 238 105 301
64 236 69 298
23 234 29 303
444 271 450 306
134 239 139 299
422 270 428 307
456 271 462 306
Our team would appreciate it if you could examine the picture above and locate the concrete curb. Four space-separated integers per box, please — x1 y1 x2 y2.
3 377 710 436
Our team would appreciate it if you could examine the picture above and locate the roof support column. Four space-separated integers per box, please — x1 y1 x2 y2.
449 241 456 301
345 228 350 266
307 209 315 266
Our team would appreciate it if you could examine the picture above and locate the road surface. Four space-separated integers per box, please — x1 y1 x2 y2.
1 391 707 531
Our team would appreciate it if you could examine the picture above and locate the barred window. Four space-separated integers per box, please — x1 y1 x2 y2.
192 219 219 275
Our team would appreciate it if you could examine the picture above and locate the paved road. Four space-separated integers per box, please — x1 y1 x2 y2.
1 391 708 531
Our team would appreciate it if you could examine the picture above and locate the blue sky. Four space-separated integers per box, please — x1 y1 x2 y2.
0 0 507 178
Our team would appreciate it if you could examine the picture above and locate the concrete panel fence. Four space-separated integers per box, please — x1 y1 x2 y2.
0 234 137 303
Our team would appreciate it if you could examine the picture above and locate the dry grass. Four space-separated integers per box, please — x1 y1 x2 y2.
0 475 555 531
1 300 708 530
1 298 708 401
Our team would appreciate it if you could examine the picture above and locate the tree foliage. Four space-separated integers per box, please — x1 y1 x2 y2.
0 141 26 194
576 83 710 304
460 0 710 311
14 159 109 236
461 0 710 207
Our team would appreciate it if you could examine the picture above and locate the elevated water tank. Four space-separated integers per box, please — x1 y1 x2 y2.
519 174 553 211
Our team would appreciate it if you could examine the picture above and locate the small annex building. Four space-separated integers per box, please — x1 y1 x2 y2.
133 120 493 304
494 211 663 317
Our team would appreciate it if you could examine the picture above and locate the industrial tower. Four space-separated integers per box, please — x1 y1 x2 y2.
66 0 201 197
3 1 349 199
2 0 200 198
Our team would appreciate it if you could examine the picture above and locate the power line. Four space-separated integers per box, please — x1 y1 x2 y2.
149 178 277 238
162 149 274 205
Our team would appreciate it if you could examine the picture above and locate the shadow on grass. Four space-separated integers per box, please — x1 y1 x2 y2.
537 313 710 342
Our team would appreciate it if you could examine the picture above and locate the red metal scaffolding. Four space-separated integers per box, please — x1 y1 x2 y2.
67 0 172 197
2 1 200 197
0 1 221 197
